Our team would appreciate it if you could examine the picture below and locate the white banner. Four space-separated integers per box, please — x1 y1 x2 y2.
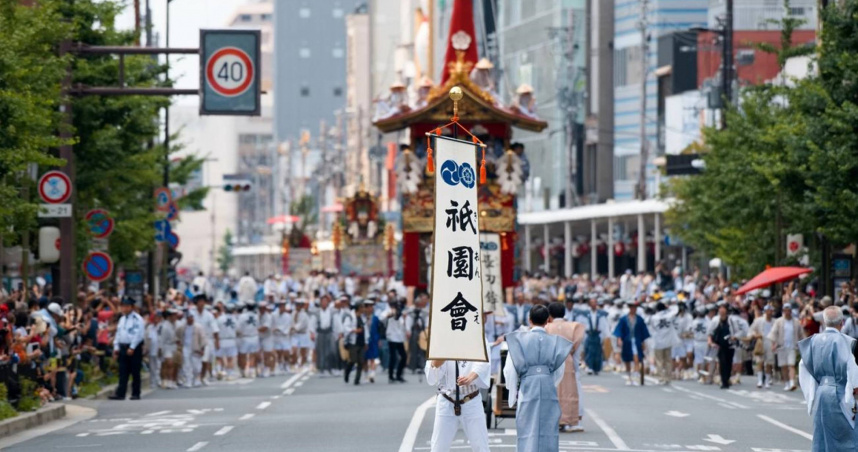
480 233 505 317
428 136 488 362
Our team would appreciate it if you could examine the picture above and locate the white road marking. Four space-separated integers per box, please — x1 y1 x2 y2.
294 381 304 387
256 401 271 410
280 369 309 389
718 403 736 409
757 414 813 440
664 411 690 417
146 410 172 417
238 414 255 421
213 426 233 436
672 385 747 409
398 396 436 452
661 388 675 393
271 395 280 399
585 408 631 451
703 434 735 445
187 441 208 452
76 433 90 437
283 388 296 396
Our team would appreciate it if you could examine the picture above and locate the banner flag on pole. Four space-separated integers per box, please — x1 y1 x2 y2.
427 135 488 362
480 233 506 317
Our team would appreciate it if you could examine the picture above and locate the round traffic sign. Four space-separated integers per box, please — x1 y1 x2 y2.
82 251 113 283
154 187 172 212
85 209 114 239
206 47 254 97
38 170 72 204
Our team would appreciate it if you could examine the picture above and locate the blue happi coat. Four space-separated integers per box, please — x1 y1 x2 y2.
613 314 651 363
798 328 858 452
507 329 574 452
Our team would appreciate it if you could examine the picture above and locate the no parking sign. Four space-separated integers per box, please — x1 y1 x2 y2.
82 251 113 283
200 29 260 116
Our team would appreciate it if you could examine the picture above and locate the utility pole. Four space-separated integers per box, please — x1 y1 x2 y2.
722 0 734 127
560 9 581 208
58 40 76 304
636 0 650 200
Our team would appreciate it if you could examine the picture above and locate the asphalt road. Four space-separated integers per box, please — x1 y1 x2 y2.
0 368 814 452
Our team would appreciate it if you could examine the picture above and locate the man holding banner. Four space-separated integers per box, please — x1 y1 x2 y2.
425 134 491 452
425 352 491 452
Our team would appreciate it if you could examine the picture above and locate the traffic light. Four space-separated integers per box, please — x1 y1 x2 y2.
223 182 252 192
222 174 252 192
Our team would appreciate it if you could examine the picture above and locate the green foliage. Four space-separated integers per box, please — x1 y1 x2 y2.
171 153 210 211
753 0 814 68
16 378 40 412
0 383 17 421
666 0 858 277
0 0 72 243
217 229 234 274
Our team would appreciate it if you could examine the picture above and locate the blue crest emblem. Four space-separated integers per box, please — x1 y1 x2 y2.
459 163 475 188
440 160 460 186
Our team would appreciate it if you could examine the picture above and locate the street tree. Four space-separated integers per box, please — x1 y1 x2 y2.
217 229 234 274
0 1 71 244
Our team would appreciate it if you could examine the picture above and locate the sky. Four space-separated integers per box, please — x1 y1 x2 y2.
116 0 250 103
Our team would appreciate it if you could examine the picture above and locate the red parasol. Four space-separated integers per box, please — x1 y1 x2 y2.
735 266 812 295
267 215 300 225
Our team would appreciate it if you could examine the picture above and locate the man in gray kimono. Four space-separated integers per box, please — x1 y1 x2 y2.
798 306 858 451
504 305 574 452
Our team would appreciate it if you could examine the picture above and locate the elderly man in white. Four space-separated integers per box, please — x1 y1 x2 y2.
798 306 858 451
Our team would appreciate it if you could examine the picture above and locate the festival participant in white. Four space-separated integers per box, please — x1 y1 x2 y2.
189 295 219 385
424 343 492 452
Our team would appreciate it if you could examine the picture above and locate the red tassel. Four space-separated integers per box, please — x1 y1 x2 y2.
426 135 435 174
479 146 487 184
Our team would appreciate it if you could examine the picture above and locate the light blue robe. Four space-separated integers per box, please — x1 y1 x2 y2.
506 329 574 452
798 328 858 452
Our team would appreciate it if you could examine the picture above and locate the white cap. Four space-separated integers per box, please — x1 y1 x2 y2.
47 303 62 316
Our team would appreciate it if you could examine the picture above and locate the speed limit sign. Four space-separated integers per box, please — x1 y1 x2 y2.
200 29 260 116
206 47 254 97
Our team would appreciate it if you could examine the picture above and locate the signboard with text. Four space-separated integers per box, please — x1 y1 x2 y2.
480 233 505 317
427 136 487 362
200 29 261 116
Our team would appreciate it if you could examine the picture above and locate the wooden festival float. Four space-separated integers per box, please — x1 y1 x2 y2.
331 184 394 280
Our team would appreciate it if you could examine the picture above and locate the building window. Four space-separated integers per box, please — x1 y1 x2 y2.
300 86 310 97
333 8 344 18
790 7 805 15
332 48 344 58
239 134 256 144
613 155 640 182
299 48 311 58
333 87 343 97
239 14 252 22
613 47 642 87
261 13 272 21
299 8 311 18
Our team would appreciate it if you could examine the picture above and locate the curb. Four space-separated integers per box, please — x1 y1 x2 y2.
0 404 66 438
89 373 151 400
